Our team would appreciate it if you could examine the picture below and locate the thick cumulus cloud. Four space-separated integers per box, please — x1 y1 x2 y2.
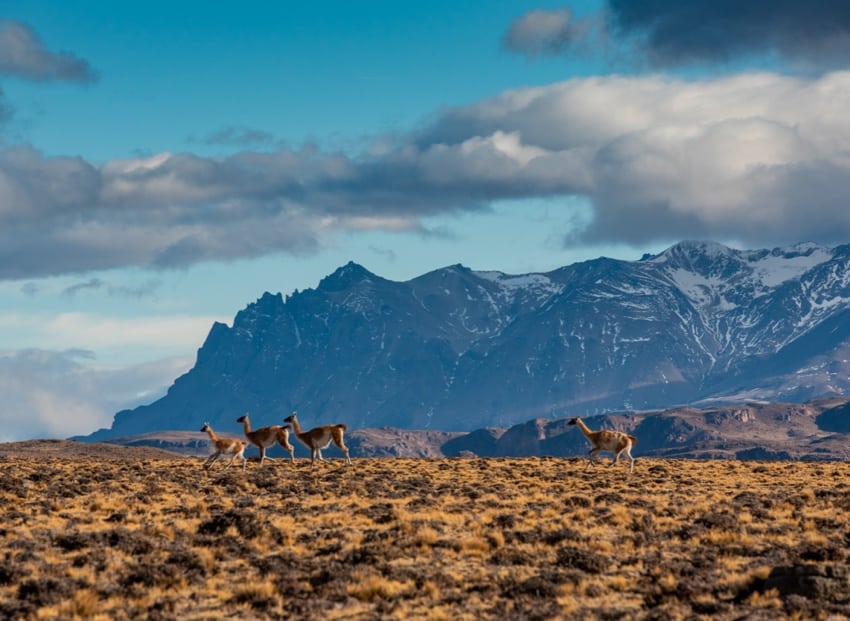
606 0 850 68
0 19 97 82
6 71 850 278
416 71 850 245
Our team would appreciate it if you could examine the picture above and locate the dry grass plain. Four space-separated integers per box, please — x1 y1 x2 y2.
1 448 850 620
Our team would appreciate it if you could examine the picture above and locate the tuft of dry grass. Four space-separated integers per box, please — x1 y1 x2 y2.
0 455 849 619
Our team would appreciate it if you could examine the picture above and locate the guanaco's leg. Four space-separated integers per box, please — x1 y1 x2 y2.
336 440 352 465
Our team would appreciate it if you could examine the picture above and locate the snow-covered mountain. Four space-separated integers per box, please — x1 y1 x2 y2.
83 240 850 438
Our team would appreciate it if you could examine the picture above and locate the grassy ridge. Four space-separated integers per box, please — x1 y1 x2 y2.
1 456 849 619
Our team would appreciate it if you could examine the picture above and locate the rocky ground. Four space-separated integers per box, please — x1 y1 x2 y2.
0 446 849 619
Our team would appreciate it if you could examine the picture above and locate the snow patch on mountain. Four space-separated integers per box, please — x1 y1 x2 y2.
475 271 563 300
659 242 834 312
746 245 833 288
666 269 740 310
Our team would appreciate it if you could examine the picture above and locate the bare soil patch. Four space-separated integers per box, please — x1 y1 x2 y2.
1 454 849 619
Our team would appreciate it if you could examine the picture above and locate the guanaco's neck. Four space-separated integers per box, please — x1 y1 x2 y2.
204 428 218 442
240 417 252 434
575 419 593 439
289 417 303 435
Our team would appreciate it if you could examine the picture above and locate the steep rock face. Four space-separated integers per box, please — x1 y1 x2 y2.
84 242 850 438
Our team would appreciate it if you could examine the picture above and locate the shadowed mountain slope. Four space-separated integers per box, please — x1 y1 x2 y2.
79 242 850 440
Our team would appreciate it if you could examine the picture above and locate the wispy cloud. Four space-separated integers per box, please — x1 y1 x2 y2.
62 278 104 297
0 349 191 441
108 279 161 299
20 282 40 296
0 20 97 82
368 245 397 263
0 312 226 353
193 126 279 149
60 277 161 299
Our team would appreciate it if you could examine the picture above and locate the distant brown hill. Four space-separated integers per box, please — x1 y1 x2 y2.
58 398 850 462
0 439 183 460
441 398 850 461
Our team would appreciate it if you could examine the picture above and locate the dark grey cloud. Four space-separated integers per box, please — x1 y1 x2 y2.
607 0 850 68
5 72 850 279
0 20 97 83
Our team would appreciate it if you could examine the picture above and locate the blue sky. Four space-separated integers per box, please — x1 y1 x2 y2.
3 0 850 440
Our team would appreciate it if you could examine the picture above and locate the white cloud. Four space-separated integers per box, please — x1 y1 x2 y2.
406 71 850 244
0 312 226 357
0 350 191 441
5 71 850 278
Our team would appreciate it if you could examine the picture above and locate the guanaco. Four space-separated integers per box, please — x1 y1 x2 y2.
568 417 637 473
283 411 352 468
236 413 292 466
200 422 247 471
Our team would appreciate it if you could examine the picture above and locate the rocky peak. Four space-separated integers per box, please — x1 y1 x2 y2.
318 261 377 292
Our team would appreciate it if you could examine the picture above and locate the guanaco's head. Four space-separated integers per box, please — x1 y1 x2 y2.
283 411 297 423
236 413 249 423
567 417 580 426
200 422 211 432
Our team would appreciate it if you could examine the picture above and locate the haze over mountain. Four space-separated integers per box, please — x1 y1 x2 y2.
82 240 850 440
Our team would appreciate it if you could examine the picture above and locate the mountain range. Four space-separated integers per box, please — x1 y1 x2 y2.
81 240 850 442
